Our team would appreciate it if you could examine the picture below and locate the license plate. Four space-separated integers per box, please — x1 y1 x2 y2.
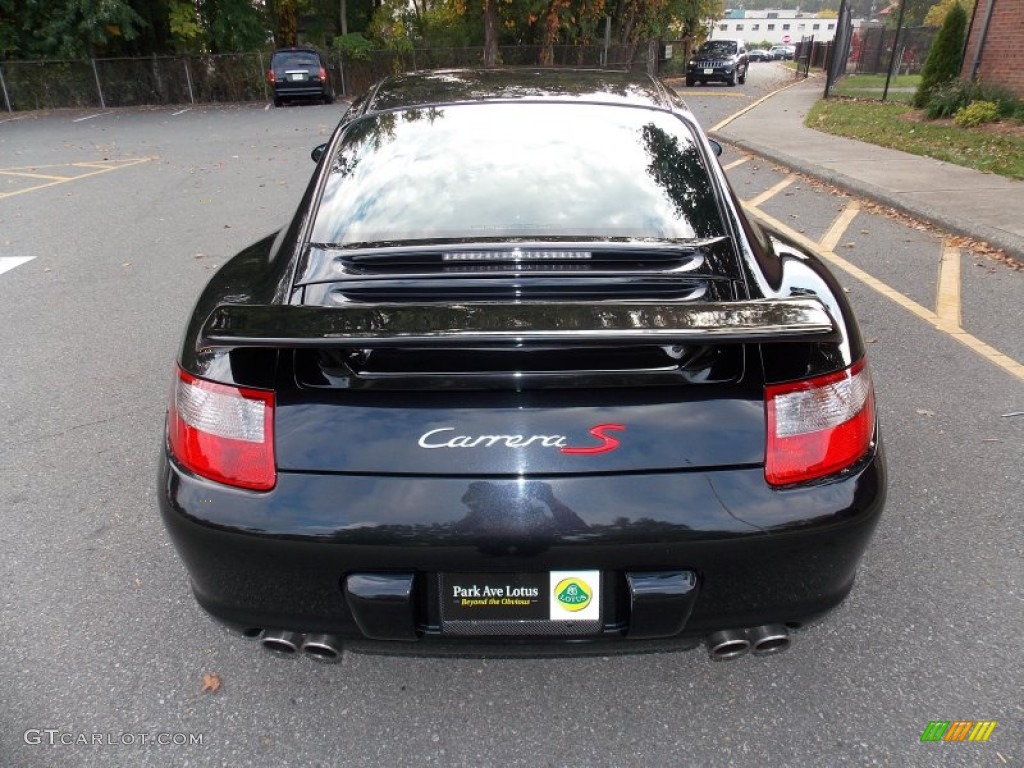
703 68 714 75
441 571 601 623
290 73 306 81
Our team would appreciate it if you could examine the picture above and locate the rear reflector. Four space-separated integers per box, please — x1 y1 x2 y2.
765 359 874 486
168 367 276 490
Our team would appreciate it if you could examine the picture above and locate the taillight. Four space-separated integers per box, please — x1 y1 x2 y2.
168 367 276 491
765 359 875 486
318 66 327 81
268 69 275 84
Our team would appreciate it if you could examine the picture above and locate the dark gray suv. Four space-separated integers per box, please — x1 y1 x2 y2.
268 48 334 106
686 39 748 87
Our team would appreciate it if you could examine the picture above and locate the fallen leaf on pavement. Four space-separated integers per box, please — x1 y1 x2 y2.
201 673 222 694
916 409 935 417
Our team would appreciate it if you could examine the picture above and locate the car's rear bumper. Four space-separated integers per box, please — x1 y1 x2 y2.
158 443 885 652
273 83 327 99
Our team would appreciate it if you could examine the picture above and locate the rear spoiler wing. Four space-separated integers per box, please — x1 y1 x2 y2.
198 299 837 350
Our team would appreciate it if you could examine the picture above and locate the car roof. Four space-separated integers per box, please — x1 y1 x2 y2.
360 68 679 115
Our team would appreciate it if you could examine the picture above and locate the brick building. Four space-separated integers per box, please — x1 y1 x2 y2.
961 0 1024 96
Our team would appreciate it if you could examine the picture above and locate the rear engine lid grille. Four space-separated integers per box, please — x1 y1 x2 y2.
298 240 737 304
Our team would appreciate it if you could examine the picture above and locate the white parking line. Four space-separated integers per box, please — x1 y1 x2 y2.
72 113 108 123
0 256 35 276
171 108 192 116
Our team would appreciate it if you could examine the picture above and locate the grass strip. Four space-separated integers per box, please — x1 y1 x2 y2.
806 98 1024 180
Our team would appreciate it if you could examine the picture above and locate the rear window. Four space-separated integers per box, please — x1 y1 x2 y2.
311 103 725 246
273 51 319 69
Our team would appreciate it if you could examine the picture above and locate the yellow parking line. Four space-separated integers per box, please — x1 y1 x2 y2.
745 175 795 207
0 170 72 181
723 155 751 171
820 202 861 253
71 162 118 170
746 204 1024 383
936 240 962 326
0 158 152 200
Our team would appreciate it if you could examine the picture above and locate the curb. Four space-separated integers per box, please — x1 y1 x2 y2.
707 88 1024 261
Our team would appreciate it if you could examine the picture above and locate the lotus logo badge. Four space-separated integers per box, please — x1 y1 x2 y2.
554 577 592 612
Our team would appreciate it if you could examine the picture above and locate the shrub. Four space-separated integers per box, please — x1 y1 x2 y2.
332 33 375 61
954 100 1000 127
924 79 972 118
914 3 968 108
970 81 1023 118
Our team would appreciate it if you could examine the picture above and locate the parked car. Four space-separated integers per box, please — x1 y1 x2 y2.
686 39 749 87
747 48 773 62
769 45 796 61
268 48 334 106
159 68 886 663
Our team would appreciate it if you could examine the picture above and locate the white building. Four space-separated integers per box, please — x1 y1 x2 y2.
709 11 838 46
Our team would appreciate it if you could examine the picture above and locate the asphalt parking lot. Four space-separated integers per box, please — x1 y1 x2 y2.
1 66 1022 767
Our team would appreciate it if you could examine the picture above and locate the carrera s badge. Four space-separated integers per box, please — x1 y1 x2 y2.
418 424 625 455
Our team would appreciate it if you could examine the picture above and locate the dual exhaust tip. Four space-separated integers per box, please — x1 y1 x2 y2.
255 625 789 662
259 630 343 662
705 624 791 660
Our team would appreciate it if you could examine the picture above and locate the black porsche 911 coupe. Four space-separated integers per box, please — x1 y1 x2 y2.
159 68 886 662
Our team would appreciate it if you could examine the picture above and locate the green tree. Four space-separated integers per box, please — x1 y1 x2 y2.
924 0 974 27
913 1 967 108
34 0 147 57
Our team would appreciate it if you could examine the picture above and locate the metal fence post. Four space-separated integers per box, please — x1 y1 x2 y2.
184 57 195 104
258 52 268 100
0 65 11 112
90 58 106 108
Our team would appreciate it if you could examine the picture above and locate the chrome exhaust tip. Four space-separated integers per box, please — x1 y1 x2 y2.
301 633 343 662
748 624 791 656
705 629 751 661
260 630 303 655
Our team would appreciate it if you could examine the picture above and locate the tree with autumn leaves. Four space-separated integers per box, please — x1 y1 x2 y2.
1 0 721 61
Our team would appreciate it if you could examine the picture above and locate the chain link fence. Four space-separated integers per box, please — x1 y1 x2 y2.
0 45 652 113
849 26 936 76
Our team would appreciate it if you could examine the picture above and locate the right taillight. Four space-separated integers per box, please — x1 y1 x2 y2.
168 366 276 491
268 69 276 84
765 358 875 486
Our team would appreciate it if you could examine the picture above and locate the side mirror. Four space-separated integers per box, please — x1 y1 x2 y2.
708 139 723 157
311 144 327 163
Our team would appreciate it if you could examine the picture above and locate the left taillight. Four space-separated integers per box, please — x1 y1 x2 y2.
267 69 276 84
765 358 875 487
168 366 276 491
318 66 327 81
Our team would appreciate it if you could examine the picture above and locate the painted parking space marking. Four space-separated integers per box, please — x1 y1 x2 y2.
745 175 795 208
0 170 71 181
0 256 35 276
746 204 1024 383
710 80 1022 382
0 157 153 200
72 112 108 123
681 91 750 98
723 155 751 171
172 108 192 116
819 201 861 253
936 241 962 326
